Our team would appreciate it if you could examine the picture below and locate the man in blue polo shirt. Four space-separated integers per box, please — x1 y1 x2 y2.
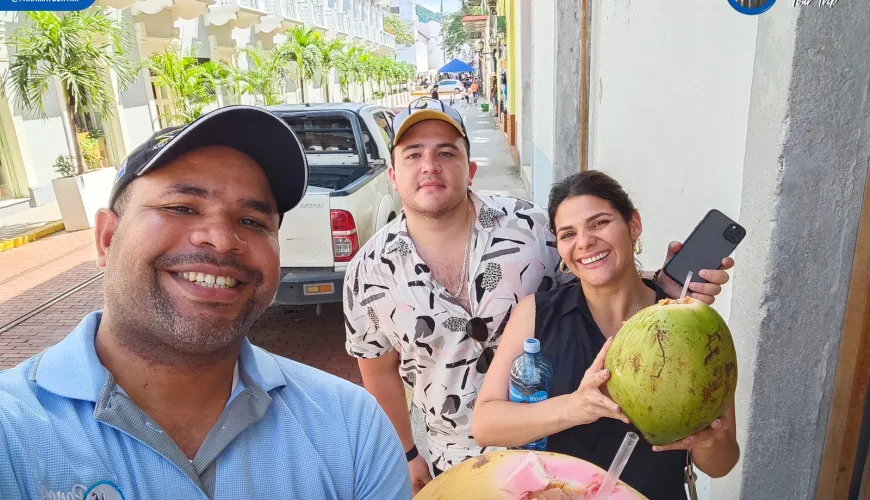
0 106 412 500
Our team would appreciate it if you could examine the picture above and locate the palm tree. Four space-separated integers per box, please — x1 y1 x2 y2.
336 45 367 101
236 46 295 106
282 26 322 103
334 46 356 100
6 10 135 176
355 49 375 102
140 45 225 126
314 38 345 103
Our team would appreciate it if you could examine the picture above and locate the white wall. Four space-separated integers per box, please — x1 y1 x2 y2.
20 114 69 188
427 37 444 70
587 0 758 349
529 0 555 206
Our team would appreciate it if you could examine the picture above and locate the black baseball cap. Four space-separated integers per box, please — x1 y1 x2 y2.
391 98 468 148
108 105 308 215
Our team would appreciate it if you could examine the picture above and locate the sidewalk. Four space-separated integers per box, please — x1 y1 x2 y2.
463 103 529 200
0 201 64 251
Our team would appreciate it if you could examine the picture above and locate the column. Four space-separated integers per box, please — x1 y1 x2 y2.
710 3 870 498
550 0 580 184
0 17 34 202
517 0 532 189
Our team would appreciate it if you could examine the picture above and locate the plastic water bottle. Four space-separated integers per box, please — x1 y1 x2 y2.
509 338 553 451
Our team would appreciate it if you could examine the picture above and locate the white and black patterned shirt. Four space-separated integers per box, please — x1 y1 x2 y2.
343 191 568 471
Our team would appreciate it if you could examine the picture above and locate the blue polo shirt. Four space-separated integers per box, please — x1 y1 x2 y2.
0 312 412 500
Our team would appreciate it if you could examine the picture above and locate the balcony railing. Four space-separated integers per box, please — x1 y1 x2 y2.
280 0 298 19
296 0 310 23
312 0 325 27
336 10 349 33
219 0 258 9
381 31 395 48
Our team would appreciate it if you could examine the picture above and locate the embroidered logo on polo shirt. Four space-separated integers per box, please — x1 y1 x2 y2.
39 483 87 500
83 481 124 500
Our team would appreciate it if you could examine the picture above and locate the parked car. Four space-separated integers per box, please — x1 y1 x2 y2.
434 79 465 94
266 103 403 310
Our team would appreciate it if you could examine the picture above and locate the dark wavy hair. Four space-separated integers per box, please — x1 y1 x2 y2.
547 171 637 234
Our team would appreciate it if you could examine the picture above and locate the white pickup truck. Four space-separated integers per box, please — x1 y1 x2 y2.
267 103 403 309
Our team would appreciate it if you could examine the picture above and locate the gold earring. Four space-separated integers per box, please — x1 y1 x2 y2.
559 260 571 274
634 239 643 255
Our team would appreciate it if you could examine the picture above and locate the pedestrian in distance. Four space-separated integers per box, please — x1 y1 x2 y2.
0 106 411 500
343 97 735 495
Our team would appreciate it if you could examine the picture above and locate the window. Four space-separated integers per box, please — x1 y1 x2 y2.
282 115 376 158
373 112 394 145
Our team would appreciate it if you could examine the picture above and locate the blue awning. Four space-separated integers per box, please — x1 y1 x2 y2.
438 58 475 73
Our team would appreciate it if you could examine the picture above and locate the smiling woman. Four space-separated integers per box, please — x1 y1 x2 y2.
471 171 741 500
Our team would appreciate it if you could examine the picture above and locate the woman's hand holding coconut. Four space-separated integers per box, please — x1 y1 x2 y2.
567 337 631 426
649 404 740 479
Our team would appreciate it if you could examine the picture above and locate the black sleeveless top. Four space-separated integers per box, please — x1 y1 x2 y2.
534 280 688 500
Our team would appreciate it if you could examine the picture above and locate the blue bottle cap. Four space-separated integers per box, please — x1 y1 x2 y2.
523 338 540 354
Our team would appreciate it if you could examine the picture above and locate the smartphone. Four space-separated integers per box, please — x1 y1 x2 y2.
663 209 746 287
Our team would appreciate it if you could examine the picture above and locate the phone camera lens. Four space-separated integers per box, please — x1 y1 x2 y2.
723 227 741 244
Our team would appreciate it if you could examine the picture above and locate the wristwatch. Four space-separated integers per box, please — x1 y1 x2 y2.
405 445 419 462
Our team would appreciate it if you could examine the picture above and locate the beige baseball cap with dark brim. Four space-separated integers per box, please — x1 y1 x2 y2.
391 101 468 147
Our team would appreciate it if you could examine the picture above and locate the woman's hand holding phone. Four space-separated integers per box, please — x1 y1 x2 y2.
567 337 631 426
657 241 736 304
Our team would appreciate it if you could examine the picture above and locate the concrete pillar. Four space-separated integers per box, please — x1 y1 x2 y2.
551 0 581 183
711 3 870 499
518 0 532 168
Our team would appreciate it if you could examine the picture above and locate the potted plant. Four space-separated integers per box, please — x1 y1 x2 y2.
50 136 117 231
5 9 135 231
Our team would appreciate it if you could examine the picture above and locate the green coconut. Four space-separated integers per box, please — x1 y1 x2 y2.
604 297 738 446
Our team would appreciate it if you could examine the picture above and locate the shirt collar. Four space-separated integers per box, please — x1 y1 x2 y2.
384 190 506 257
32 311 286 403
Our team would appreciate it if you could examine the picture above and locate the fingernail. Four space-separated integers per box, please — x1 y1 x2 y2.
613 405 619 413
712 420 721 429
602 369 610 377
684 438 693 445
699 270 708 278
652 446 661 452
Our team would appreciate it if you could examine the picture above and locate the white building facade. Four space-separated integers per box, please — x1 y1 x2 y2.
391 0 443 77
0 0 397 213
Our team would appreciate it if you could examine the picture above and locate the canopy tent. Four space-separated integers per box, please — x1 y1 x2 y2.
438 58 475 74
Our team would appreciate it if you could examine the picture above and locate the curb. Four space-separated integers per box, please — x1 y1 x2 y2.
0 221 65 253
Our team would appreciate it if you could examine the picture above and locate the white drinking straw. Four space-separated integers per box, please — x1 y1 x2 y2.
679 271 693 300
593 432 639 500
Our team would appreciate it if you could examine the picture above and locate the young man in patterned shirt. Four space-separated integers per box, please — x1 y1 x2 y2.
343 99 734 494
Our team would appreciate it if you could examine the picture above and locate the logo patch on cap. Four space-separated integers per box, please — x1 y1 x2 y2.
149 129 180 152
114 160 127 182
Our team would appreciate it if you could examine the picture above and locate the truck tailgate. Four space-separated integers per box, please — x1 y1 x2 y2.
278 188 333 267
